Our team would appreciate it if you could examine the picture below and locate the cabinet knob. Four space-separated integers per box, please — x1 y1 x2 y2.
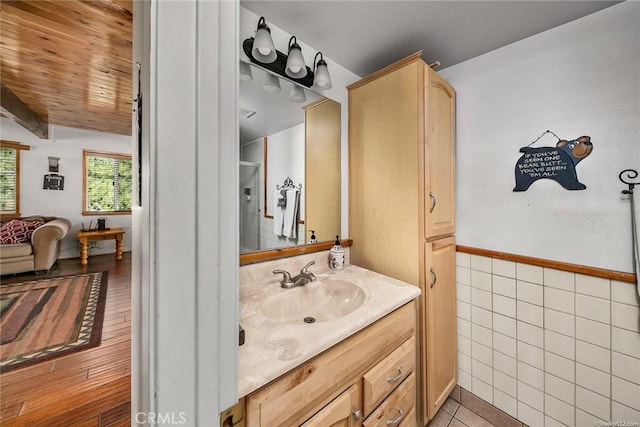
386 407 404 426
386 366 404 383
430 267 437 288
352 409 362 421
429 191 437 213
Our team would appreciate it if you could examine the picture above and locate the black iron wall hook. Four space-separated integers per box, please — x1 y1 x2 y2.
620 169 639 194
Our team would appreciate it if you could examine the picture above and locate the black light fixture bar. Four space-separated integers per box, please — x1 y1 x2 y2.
243 38 315 88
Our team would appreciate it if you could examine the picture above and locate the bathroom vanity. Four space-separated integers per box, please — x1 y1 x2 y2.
225 255 421 426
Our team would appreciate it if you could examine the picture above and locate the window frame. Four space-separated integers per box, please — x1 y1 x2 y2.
82 149 133 216
0 140 30 220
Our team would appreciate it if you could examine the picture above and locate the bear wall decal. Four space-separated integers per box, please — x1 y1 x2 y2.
513 135 593 192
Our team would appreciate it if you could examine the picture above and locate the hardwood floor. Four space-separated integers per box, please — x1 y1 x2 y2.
1 253 131 426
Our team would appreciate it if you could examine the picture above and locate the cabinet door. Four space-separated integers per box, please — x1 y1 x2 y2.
425 67 456 239
301 383 362 427
423 237 457 421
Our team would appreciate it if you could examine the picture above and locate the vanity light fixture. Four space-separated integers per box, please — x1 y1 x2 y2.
312 52 332 90
263 73 282 93
239 61 253 81
285 36 307 79
251 17 277 63
289 84 306 103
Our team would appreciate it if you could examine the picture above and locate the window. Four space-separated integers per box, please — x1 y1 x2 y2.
83 149 132 215
0 140 29 218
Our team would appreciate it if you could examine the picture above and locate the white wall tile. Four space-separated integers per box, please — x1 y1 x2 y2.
612 376 640 411
518 341 544 369
518 320 544 348
576 363 610 398
470 254 492 272
576 317 610 348
456 252 471 268
545 394 575 427
611 301 640 332
494 389 518 419
518 402 544 427
612 401 640 423
612 351 640 385
545 351 575 382
576 409 604 426
611 280 639 305
471 269 492 291
494 369 517 397
576 340 610 373
543 415 566 427
576 386 610 421
457 300 471 321
471 305 492 329
472 341 493 366
472 359 493 385
493 332 517 358
517 280 543 306
575 274 610 299
575 293 610 324
494 350 517 378
472 323 493 347
517 300 544 327
457 266 471 286
545 330 575 360
517 263 544 284
493 258 516 279
493 294 516 318
518 381 544 410
458 352 472 373
457 282 471 303
471 287 492 310
544 308 575 338
612 326 640 357
493 313 517 338
544 268 575 292
493 275 516 298
472 377 493 403
544 287 575 315
458 317 471 339
458 369 472 390
458 334 472 356
518 361 544 390
545 372 575 405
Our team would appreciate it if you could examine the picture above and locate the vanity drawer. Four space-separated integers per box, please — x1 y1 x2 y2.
363 335 415 416
363 372 415 427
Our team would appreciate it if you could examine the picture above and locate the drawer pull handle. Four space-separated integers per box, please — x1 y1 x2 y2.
429 191 436 213
430 268 437 288
352 409 362 421
386 407 404 426
387 367 404 383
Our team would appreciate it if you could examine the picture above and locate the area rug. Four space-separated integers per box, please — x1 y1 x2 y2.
0 271 108 373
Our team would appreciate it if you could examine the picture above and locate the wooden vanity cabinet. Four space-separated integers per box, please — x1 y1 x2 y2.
243 301 417 427
348 51 456 424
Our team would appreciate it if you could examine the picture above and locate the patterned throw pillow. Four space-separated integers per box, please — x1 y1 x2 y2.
0 219 45 245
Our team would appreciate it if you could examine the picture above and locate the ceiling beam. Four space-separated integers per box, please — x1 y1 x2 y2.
1 83 49 139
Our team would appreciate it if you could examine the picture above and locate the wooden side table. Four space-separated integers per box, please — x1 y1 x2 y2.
76 227 124 265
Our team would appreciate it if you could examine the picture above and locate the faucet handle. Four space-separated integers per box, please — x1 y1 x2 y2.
273 269 294 287
301 261 315 273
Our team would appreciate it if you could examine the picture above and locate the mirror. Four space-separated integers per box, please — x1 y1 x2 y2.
239 61 341 257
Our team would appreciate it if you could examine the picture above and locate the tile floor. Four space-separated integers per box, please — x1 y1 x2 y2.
429 397 497 427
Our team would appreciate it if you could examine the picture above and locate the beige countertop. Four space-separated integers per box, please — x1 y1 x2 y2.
238 262 421 398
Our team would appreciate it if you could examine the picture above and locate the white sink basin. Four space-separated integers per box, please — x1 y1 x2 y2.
260 279 367 323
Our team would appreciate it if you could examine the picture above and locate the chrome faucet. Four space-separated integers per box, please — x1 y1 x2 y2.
273 261 316 289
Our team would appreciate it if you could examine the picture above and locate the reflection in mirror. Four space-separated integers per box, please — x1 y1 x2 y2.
239 61 340 256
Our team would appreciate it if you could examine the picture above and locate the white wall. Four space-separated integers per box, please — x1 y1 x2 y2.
0 118 132 258
440 2 640 273
240 7 361 240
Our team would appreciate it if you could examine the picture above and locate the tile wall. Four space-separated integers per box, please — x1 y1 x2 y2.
456 252 640 427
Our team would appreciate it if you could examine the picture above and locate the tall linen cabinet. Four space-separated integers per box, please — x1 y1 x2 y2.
348 52 456 425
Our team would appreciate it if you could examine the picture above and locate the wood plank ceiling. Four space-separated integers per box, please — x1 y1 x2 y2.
0 0 133 136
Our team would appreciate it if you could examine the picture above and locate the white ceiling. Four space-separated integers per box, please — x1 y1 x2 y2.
240 0 622 76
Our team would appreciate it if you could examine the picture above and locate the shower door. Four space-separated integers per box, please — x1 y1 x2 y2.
239 161 261 253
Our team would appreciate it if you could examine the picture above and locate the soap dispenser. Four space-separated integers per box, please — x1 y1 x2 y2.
308 230 317 244
329 235 345 270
